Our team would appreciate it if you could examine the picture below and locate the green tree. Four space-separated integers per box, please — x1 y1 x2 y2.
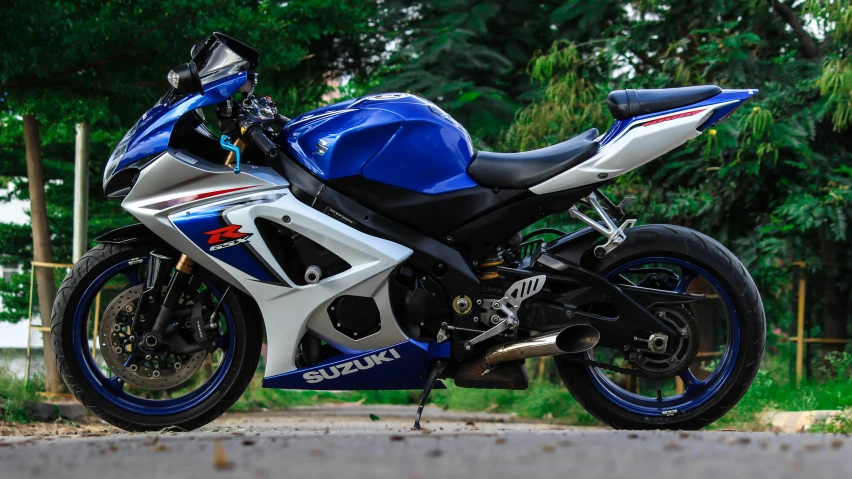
500 0 852 371
0 0 385 389
372 1 624 142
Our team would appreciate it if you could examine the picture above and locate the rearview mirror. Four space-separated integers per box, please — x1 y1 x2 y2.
167 61 203 95
190 39 207 58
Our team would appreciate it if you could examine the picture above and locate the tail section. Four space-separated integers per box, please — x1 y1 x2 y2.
530 88 757 195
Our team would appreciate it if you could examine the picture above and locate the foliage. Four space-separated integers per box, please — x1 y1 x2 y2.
499 0 852 356
372 1 624 142
1 0 851 415
233 373 598 424
810 411 852 434
0 367 43 423
806 0 852 131
500 41 612 152
232 353 852 431
0 0 384 322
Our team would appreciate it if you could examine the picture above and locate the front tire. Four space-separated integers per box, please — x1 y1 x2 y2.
554 225 765 430
51 243 261 432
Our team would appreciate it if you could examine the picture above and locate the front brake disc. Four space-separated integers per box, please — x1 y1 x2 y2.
99 285 207 390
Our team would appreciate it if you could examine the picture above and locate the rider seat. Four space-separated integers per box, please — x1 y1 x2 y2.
468 128 600 189
606 85 722 120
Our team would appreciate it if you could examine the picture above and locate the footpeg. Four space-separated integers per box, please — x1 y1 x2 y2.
412 359 448 430
569 192 635 258
466 275 547 349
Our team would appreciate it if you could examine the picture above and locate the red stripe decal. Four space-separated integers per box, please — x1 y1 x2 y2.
643 109 706 127
143 185 260 210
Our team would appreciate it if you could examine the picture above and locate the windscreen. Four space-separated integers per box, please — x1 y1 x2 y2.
191 33 259 85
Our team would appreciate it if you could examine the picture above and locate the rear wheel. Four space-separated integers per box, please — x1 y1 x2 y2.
554 225 765 429
51 243 261 432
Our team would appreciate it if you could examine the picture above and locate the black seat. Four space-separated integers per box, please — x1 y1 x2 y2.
606 85 722 120
468 129 599 189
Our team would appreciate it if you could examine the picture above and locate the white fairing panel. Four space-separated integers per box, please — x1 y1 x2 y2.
218 194 412 376
529 105 724 195
123 150 413 377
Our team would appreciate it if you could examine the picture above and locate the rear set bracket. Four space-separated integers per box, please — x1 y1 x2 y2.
450 275 547 350
569 192 635 258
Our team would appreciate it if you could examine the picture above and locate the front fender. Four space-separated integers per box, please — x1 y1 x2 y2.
95 223 162 246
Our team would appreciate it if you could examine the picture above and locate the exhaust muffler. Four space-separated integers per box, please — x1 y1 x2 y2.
466 324 601 377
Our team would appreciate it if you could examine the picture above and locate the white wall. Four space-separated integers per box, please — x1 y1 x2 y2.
0 182 34 348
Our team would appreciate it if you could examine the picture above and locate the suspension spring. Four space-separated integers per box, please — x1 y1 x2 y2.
175 254 195 274
477 256 504 281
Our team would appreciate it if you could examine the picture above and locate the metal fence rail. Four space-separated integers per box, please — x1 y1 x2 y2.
790 262 850 386
24 261 75 382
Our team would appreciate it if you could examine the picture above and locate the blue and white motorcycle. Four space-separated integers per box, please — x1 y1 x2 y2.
52 33 764 431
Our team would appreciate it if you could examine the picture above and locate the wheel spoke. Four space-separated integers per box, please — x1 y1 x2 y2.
679 369 705 392
674 270 697 293
106 375 125 393
123 269 142 287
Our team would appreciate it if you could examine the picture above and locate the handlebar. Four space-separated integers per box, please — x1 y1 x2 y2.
245 126 278 158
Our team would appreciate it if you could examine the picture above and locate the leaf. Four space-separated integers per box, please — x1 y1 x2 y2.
458 91 482 104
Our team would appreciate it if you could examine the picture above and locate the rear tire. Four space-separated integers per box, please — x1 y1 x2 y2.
554 224 765 430
51 243 261 432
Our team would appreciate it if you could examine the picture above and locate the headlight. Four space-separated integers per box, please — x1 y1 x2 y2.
102 124 138 189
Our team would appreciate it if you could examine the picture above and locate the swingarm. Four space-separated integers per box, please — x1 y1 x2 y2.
499 257 703 354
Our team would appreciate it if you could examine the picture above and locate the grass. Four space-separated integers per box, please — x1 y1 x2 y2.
810 412 852 434
3 350 849 430
708 350 852 430
232 373 599 424
234 351 852 432
0 367 43 423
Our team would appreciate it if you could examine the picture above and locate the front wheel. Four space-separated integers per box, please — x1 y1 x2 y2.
554 225 765 430
51 243 261 432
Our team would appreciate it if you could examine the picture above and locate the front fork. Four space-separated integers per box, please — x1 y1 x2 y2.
131 253 218 358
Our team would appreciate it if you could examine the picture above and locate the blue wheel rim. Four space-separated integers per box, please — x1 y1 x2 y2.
586 257 741 416
72 257 235 416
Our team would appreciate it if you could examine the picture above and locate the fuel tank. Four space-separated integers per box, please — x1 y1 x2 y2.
277 93 476 195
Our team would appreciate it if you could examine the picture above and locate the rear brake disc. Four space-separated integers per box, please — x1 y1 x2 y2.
629 305 700 378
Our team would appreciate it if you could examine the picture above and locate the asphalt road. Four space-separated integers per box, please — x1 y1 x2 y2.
0 406 848 479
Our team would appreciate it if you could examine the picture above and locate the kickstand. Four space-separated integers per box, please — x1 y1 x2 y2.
412 359 448 431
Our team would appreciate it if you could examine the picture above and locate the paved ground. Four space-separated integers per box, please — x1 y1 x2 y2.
0 406 848 478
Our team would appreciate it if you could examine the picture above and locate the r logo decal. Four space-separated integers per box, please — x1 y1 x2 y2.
203 225 253 251
204 224 251 245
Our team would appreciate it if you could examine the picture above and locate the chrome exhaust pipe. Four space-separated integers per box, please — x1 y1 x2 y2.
479 324 600 374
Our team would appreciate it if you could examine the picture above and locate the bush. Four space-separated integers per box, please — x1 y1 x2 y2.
0 367 43 423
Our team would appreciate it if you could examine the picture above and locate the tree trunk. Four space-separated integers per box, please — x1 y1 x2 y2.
819 239 848 378
73 122 90 262
765 0 820 59
23 115 65 393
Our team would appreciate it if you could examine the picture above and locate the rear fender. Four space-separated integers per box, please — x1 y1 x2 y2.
544 226 600 264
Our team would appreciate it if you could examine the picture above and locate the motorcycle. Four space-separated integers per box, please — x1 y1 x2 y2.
52 33 765 431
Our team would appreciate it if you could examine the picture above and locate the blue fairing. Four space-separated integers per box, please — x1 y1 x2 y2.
262 340 451 390
599 89 758 146
278 93 477 195
117 73 248 171
171 200 279 283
